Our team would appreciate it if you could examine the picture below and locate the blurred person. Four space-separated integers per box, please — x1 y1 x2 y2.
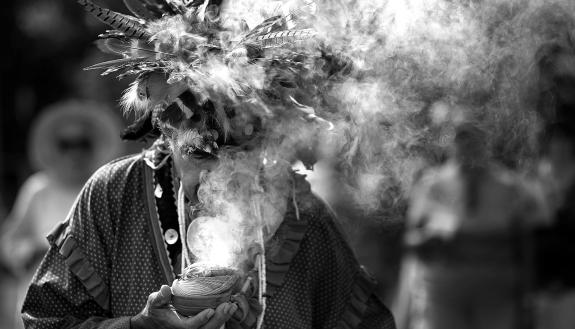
534 123 575 329
0 100 123 329
398 123 548 329
533 32 575 329
0 197 18 329
19 1 396 329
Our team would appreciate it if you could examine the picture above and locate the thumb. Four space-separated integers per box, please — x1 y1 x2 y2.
149 285 173 308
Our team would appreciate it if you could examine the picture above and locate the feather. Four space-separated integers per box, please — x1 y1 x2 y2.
242 2 316 40
95 38 160 58
102 60 170 76
116 65 168 79
121 78 152 115
95 38 134 56
184 0 207 7
283 0 316 27
122 72 189 116
250 29 316 48
165 0 188 14
77 0 150 39
243 16 284 39
98 30 127 39
289 96 333 130
123 0 165 20
183 0 224 9
84 57 152 71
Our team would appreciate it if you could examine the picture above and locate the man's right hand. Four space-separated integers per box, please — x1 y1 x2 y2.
131 285 238 329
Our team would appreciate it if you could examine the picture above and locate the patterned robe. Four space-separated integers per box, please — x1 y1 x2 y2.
21 152 395 329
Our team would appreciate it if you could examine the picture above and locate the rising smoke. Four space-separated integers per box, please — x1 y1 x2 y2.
177 0 575 267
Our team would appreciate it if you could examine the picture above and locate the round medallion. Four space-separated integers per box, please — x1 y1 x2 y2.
154 184 163 198
164 228 179 245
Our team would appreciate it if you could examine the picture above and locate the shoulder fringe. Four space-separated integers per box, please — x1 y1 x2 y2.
264 193 309 297
49 222 111 311
337 267 379 329
264 218 308 297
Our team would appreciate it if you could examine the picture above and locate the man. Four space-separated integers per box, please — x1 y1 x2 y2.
21 1 395 328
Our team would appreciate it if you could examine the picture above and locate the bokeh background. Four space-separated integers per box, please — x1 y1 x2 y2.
0 0 139 212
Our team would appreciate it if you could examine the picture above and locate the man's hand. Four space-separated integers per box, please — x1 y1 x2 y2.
131 285 238 329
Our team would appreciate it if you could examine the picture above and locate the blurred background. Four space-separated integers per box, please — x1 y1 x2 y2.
0 0 139 215
0 1 145 327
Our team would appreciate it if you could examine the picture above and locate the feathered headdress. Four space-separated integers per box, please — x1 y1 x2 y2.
79 0 343 152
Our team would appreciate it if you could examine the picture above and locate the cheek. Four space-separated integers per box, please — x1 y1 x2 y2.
172 153 200 195
180 170 201 199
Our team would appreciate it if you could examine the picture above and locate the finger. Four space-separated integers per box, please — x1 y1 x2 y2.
200 302 238 329
183 308 215 328
148 285 172 308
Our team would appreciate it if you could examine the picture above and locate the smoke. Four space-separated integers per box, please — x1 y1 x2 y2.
166 0 575 265
296 0 575 217
187 149 291 268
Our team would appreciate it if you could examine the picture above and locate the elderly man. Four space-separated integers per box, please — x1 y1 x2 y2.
20 1 395 329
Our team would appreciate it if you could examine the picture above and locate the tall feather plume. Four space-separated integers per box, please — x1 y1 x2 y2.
77 0 150 39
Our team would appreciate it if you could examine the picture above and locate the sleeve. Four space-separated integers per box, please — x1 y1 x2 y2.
358 295 396 329
21 240 132 329
20 161 136 329
283 197 396 329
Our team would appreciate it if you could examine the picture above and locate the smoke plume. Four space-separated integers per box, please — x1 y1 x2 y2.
178 0 575 266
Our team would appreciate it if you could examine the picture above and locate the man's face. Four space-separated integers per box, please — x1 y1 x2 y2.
158 101 221 202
